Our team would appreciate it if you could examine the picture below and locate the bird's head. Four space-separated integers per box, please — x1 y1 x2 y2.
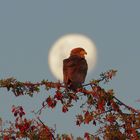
70 47 87 58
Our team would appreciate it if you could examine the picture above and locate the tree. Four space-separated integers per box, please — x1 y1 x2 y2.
0 69 140 140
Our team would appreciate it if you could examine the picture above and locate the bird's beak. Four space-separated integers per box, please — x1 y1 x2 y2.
84 51 87 55
80 50 87 58
81 50 87 55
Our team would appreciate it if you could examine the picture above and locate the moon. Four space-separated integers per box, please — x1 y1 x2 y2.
48 34 97 81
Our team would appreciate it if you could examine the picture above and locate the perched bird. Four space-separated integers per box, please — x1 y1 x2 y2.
63 47 88 91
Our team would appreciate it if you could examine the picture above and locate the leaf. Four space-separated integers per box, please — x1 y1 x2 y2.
84 111 93 124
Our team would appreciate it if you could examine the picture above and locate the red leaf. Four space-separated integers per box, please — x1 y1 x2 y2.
54 91 63 100
62 105 68 113
84 132 90 140
3 136 10 140
84 111 93 124
46 96 57 108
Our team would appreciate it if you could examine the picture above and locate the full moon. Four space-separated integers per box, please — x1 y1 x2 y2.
48 34 97 81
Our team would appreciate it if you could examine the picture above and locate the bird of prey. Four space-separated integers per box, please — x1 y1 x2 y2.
63 47 88 91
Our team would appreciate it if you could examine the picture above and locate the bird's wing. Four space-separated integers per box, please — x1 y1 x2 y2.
63 57 77 84
63 56 88 84
73 58 88 83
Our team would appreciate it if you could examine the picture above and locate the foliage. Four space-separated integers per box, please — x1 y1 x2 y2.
0 69 140 140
